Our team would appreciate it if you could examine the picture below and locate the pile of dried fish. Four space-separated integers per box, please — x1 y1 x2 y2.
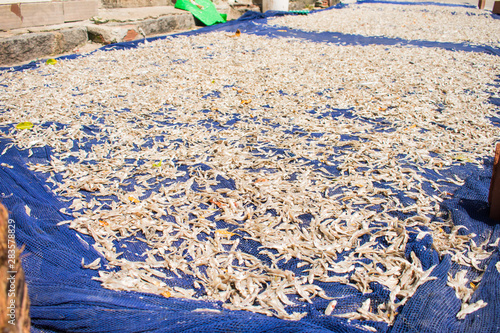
0 5 499 326
270 3 500 47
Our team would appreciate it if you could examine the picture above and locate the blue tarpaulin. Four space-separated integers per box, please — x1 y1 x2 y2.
1 2 499 332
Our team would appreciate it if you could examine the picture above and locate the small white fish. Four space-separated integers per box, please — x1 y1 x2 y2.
191 308 221 313
1 163 13 169
75 233 90 250
1 144 13 155
456 300 488 320
325 300 337 315
81 257 101 270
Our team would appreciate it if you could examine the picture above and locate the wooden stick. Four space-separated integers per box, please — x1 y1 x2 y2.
0 204 30 333
489 143 500 220
493 1 500 14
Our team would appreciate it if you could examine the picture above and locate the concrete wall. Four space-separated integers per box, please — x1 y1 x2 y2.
0 0 98 30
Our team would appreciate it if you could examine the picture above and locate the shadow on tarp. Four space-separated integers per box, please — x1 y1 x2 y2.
2 1 500 73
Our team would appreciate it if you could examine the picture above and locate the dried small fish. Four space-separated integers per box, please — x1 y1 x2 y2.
325 300 337 316
191 308 222 313
448 270 474 303
456 300 488 320
0 163 13 169
269 4 500 48
81 257 101 270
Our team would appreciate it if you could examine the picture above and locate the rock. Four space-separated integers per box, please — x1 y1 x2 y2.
0 33 55 67
101 0 173 9
0 27 89 67
0 27 88 67
87 12 194 44
56 27 89 53
86 24 130 44
139 13 194 35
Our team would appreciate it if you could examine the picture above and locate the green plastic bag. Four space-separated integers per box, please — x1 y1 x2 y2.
175 0 226 26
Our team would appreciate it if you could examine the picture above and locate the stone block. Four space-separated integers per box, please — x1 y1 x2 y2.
176 12 196 30
139 13 194 35
63 0 99 23
139 16 177 36
0 33 55 66
0 26 88 66
56 27 89 53
100 0 173 9
86 23 140 44
86 12 194 44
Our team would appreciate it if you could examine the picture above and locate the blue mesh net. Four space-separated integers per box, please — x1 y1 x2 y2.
1 2 500 332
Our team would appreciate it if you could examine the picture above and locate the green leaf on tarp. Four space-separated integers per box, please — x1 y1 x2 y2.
175 0 226 26
15 122 33 130
46 58 57 65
